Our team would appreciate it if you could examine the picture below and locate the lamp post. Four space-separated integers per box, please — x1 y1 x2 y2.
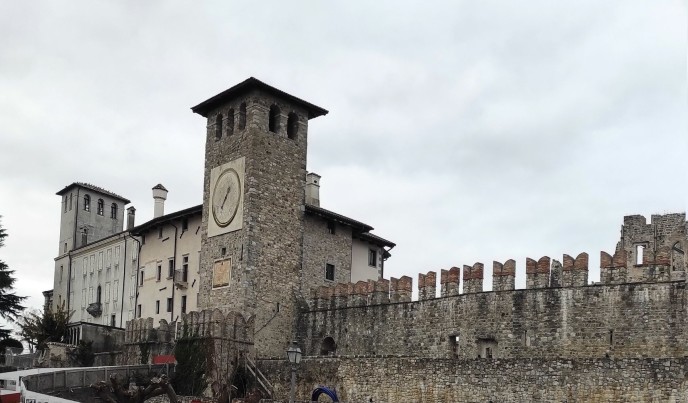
286 340 302 403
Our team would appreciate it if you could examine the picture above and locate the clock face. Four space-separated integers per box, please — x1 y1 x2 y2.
212 168 241 227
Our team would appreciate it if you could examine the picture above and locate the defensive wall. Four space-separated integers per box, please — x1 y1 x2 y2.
258 356 688 403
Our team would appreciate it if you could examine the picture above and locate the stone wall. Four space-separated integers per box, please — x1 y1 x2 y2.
300 280 688 360
258 356 688 403
301 215 353 293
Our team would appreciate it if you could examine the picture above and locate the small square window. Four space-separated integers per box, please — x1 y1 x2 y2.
182 218 188 231
156 264 162 281
167 298 173 312
327 221 336 235
181 295 187 314
158 227 163 238
168 259 174 278
325 264 335 281
155 300 160 314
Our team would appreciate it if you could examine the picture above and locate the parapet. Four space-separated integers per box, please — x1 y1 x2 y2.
440 267 461 297
309 277 409 309
492 260 515 291
526 257 550 289
561 253 588 287
463 263 484 294
418 271 437 300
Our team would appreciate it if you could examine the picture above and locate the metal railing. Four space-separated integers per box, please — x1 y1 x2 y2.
21 363 176 395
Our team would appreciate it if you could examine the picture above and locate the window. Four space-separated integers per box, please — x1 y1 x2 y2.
83 258 88 276
90 255 95 273
97 199 104 215
64 196 68 212
449 335 459 358
287 112 299 139
327 221 336 235
113 280 119 301
59 266 64 283
96 286 102 304
111 314 116 327
107 249 112 268
158 227 163 239
156 264 162 281
238 102 246 130
325 264 335 281
485 347 493 359
81 289 86 307
114 246 121 267
168 258 175 278
81 229 88 246
215 113 223 140
182 218 188 231
137 304 142 318
182 255 189 282
636 245 644 265
155 300 160 314
227 108 235 136
84 195 90 211
167 298 173 312
139 270 144 286
98 251 104 271
110 203 117 219
368 249 378 267
269 105 281 133
141 234 146 245
609 330 614 345
64 242 67 253
69 193 73 210
181 295 187 314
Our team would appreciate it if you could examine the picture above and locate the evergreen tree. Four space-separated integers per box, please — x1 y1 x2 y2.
0 216 26 339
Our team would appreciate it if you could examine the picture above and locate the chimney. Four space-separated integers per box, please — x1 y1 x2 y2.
152 184 168 218
305 172 321 207
126 206 136 230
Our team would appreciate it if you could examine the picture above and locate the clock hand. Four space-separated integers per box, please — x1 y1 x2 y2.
221 186 231 208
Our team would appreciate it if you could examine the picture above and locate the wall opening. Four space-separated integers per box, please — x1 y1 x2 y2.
269 105 281 133
609 330 614 345
287 112 299 139
449 335 459 358
320 336 336 356
477 338 498 359
636 245 644 265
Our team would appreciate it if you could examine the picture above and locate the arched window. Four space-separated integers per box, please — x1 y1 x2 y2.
83 195 91 212
320 337 336 356
215 113 223 140
96 285 102 304
97 199 104 215
238 102 247 130
110 203 118 219
269 105 281 133
81 228 88 246
227 108 235 136
287 112 299 140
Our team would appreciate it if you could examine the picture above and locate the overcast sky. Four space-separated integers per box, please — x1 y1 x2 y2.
0 1 686 315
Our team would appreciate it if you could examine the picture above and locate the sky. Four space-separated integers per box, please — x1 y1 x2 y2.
0 1 686 316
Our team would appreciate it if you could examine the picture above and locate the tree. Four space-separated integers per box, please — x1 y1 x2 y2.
0 216 26 339
16 303 72 352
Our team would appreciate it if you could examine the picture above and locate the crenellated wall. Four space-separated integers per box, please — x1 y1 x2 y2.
300 280 688 360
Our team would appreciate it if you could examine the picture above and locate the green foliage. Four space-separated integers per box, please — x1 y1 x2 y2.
17 303 72 351
0 217 26 338
0 337 23 364
68 340 95 367
173 324 210 396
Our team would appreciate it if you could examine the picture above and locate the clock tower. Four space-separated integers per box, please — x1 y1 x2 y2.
191 78 328 358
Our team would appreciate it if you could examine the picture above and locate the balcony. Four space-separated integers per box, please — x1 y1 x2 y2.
86 302 102 317
174 269 188 289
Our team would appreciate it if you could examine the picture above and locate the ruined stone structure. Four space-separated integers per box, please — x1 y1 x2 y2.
111 79 688 400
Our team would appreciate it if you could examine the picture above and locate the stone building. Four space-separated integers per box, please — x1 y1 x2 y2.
54 77 688 401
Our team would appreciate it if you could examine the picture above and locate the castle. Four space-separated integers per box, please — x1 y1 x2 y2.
50 78 688 401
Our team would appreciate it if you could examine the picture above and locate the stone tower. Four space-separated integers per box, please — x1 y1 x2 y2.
53 183 130 311
192 78 328 358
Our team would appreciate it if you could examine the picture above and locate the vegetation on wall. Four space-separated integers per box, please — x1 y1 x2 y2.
68 340 95 367
172 324 211 396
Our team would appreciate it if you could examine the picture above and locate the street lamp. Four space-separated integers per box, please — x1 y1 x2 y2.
286 340 302 403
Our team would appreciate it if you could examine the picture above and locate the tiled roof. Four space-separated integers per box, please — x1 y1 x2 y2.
56 182 130 203
358 232 396 248
305 204 373 232
191 77 329 119
130 204 202 234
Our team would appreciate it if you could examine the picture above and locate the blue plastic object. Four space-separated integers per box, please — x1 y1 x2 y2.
311 385 339 402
